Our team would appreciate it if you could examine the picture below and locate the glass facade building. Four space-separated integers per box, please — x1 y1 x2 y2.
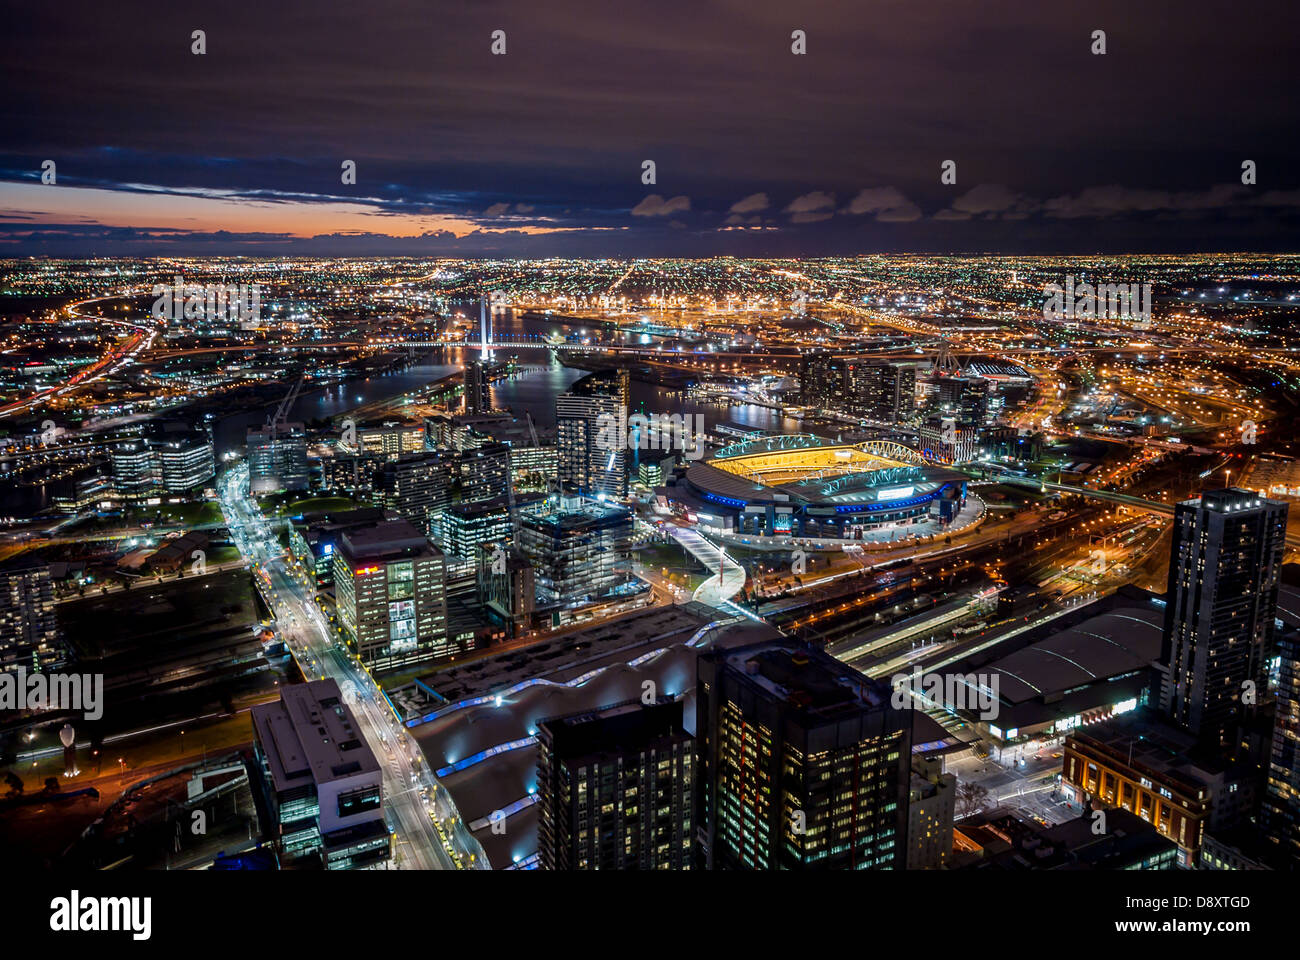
696 641 911 870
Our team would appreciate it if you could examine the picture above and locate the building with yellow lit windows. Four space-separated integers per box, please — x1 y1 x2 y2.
535 698 693 870
696 640 911 869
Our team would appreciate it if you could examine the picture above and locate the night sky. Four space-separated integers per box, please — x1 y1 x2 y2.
3 0 1299 256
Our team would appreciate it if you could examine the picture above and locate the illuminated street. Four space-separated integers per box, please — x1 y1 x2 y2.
217 463 487 870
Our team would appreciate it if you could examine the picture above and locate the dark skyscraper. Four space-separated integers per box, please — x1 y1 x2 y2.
536 698 694 870
1262 622 1300 868
696 640 911 870
457 441 512 506
1158 488 1287 745
849 360 918 423
799 351 846 408
375 451 454 537
556 369 629 501
464 359 492 416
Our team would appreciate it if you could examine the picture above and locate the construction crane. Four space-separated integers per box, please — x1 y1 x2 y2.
523 410 560 499
266 372 304 436
934 338 962 377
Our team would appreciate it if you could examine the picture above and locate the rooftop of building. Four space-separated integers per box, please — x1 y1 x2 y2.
444 494 544 520
146 530 210 563
563 369 628 398
357 418 423 430
1181 486 1285 513
537 698 690 765
294 506 393 532
708 639 894 719
982 604 1163 705
945 586 1164 701
246 422 305 439
460 440 511 456
520 501 631 532
431 412 553 447
961 808 1176 870
339 517 440 561
383 449 453 468
1066 706 1243 794
250 679 380 792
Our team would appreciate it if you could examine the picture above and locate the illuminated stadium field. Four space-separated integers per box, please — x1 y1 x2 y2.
675 434 968 538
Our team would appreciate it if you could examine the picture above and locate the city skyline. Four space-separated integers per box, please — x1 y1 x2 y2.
1 250 1299 894
4 2 1300 943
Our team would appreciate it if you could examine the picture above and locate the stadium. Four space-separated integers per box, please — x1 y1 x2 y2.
672 434 969 539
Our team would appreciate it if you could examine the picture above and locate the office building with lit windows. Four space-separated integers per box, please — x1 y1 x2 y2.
518 503 636 613
557 369 629 501
0 556 63 673
799 351 847 408
108 427 214 502
1158 488 1287 746
1061 708 1259 868
108 440 155 502
353 419 426 460
287 507 395 590
907 758 956 869
934 374 990 425
917 414 981 464
375 451 455 537
848 359 919 423
695 640 911 870
251 678 390 869
321 453 380 496
439 497 512 563
457 441 512 506
536 698 694 870
334 518 452 669
247 422 309 495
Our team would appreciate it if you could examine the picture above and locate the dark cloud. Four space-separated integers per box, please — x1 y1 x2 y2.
1 0 1298 253
846 187 922 222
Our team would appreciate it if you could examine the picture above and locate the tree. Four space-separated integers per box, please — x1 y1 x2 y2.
4 771 23 797
956 780 991 820
43 777 60 795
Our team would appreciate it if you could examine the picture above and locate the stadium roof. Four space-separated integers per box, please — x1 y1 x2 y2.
685 434 963 508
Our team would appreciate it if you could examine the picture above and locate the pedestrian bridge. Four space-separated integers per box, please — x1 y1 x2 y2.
663 524 749 611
